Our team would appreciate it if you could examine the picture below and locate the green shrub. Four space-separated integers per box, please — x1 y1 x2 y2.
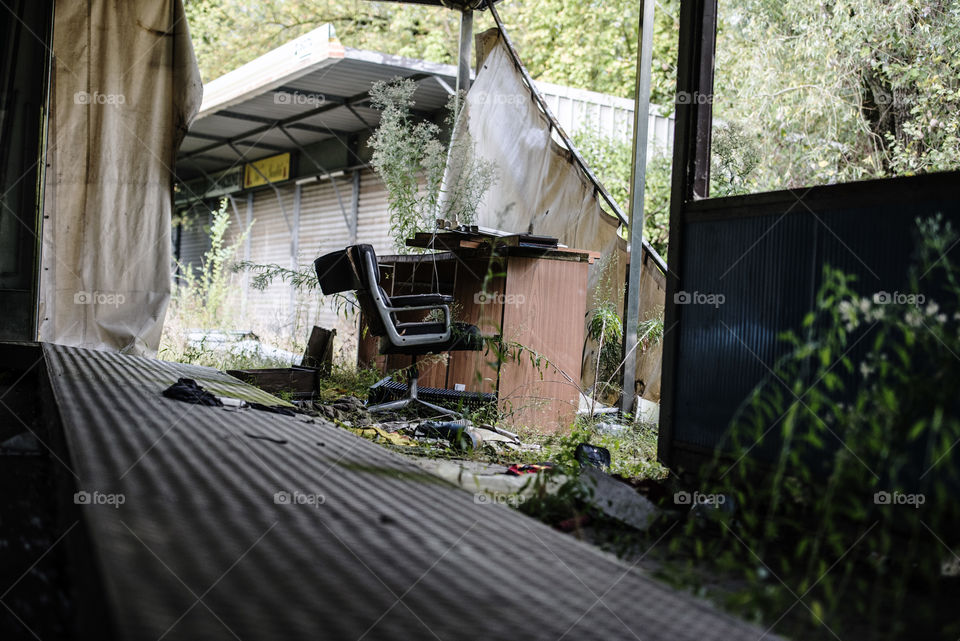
672 214 960 640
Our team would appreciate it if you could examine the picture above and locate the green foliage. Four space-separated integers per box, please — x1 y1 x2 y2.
369 78 447 250
712 1 960 195
160 201 297 369
184 0 680 104
495 0 680 104
670 215 960 639
314 363 385 402
572 129 672 258
184 0 461 82
368 79 496 251
515 467 592 528
709 121 760 198
537 418 668 481
637 306 664 349
170 199 242 329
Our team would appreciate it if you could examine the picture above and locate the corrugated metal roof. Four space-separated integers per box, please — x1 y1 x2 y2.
178 35 463 180
41 342 772 640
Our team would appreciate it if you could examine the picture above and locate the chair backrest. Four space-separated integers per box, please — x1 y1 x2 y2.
349 245 391 337
313 248 360 295
314 244 390 337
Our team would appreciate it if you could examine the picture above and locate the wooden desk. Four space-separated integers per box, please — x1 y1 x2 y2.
357 245 591 432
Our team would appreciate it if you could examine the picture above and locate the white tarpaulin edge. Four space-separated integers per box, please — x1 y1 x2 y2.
442 29 666 399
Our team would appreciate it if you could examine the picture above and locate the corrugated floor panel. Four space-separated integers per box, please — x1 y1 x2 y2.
43 343 773 640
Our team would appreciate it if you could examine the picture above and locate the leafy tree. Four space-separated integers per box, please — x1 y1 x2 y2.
711 0 960 195
572 129 671 258
183 0 680 105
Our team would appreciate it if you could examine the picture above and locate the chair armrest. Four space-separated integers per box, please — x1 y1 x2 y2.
389 294 454 307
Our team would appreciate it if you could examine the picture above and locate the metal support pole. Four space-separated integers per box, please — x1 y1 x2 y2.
621 0 656 415
457 10 473 94
291 183 302 332
243 192 253 316
350 170 360 244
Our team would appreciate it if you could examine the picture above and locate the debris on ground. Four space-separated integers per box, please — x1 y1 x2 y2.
1 432 42 455
300 395 535 456
162 377 224 406
575 443 611 470
579 466 659 531
233 372 665 537
161 377 300 416
506 463 554 476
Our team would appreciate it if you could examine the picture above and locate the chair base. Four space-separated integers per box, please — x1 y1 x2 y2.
366 365 462 418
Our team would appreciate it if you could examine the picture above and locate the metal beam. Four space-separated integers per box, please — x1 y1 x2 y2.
621 0 656 415
658 0 719 464
233 140 288 153
182 88 376 160
350 170 361 244
457 10 474 94
218 110 276 124
285 122 355 138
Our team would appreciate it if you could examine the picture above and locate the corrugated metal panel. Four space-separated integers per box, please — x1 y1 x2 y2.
221 169 391 338
175 213 213 276
537 81 674 152
356 168 394 256
243 186 296 334
39 341 772 641
668 181 960 465
673 213 815 459
299 175 355 332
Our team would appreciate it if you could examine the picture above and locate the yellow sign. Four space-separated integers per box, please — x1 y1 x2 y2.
243 152 291 188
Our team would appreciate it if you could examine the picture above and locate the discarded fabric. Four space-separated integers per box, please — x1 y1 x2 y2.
505 463 554 476
161 378 223 406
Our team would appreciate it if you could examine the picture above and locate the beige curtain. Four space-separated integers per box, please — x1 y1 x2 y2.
38 0 202 355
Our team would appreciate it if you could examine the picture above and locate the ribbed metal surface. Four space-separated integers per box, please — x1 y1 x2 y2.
670 191 960 464
43 343 770 640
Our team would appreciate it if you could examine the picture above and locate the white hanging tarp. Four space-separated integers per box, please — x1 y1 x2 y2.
38 0 202 355
443 30 670 396
443 30 628 302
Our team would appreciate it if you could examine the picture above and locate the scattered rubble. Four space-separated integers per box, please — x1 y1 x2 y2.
579 466 659 531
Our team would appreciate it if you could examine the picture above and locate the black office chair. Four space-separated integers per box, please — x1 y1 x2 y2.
314 244 484 417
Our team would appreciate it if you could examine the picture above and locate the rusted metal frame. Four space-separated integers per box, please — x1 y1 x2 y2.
658 0 718 466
